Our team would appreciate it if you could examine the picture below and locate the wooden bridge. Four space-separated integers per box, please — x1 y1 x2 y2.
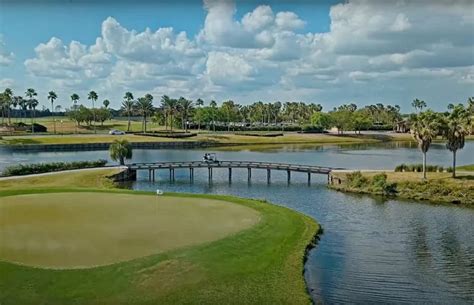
127 161 342 184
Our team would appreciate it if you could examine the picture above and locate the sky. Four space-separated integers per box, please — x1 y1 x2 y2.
0 0 473 112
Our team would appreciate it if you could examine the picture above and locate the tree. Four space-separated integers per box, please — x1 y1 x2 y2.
12 95 23 123
70 93 80 109
103 99 110 109
109 139 133 166
178 97 194 132
136 95 154 132
2 88 13 124
412 98 427 113
409 110 441 179
442 104 472 178
88 91 98 134
161 96 178 131
209 100 217 132
48 91 58 133
69 93 80 133
27 98 39 133
122 92 135 132
25 88 38 132
311 112 332 130
195 98 204 130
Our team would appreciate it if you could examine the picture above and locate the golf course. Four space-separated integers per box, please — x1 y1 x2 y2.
0 171 320 305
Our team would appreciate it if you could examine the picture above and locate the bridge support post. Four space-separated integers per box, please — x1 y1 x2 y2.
148 169 152 181
169 168 175 182
287 170 291 184
228 168 232 183
152 169 155 182
248 168 252 183
307 172 311 185
267 169 271 184
208 167 213 181
189 168 194 182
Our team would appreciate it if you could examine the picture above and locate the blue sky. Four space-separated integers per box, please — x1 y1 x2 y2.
0 0 473 111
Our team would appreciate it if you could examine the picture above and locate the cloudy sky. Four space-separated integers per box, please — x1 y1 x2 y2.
0 0 473 111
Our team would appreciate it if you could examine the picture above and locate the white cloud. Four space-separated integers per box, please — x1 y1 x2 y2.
275 12 305 30
0 35 14 66
16 0 474 110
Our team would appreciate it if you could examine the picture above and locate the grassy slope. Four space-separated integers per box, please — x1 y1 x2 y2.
0 168 121 190
0 132 410 146
330 171 474 206
457 164 474 171
0 171 319 305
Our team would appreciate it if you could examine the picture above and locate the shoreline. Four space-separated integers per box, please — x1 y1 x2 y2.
328 170 474 207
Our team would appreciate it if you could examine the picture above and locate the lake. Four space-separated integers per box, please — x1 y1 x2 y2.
1 141 473 304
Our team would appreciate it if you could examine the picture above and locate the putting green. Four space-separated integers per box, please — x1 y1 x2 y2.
0 192 260 269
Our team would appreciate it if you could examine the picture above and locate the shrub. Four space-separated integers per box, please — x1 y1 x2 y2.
346 171 369 188
394 163 446 172
447 167 454 173
395 164 406 172
1 160 107 176
370 173 396 195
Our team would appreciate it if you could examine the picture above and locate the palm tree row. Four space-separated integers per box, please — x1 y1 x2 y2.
409 99 472 179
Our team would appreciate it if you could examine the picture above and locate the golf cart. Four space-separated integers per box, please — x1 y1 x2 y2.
203 153 218 163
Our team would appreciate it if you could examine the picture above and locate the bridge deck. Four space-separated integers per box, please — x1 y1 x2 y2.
128 161 339 174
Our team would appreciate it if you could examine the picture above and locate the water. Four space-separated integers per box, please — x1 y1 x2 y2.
1 142 473 304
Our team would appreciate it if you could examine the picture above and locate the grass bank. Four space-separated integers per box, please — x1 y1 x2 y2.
0 131 414 148
329 171 474 206
0 171 320 305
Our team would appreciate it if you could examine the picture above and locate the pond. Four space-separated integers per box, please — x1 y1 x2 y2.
1 141 473 304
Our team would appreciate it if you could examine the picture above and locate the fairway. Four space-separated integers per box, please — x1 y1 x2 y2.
0 192 260 269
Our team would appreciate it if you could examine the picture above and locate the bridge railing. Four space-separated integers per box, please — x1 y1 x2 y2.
128 160 340 172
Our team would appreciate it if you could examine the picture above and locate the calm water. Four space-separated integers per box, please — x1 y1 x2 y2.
1 142 473 304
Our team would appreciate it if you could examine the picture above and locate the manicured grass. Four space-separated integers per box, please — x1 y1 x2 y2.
457 164 474 171
330 171 474 206
0 132 404 146
0 192 259 268
0 171 320 305
1 134 190 145
29 117 154 134
0 168 121 190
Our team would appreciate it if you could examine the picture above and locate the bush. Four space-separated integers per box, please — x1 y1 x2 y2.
346 171 369 188
1 160 107 177
394 163 446 172
298 125 325 133
370 173 396 195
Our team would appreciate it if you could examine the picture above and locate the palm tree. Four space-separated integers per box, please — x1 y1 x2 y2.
12 95 22 123
103 99 110 109
70 93 80 133
210 100 217 132
25 88 37 132
122 92 135 132
3 88 13 124
88 91 98 133
162 96 178 131
195 98 204 130
442 104 471 178
70 93 80 109
109 139 133 165
48 91 58 134
411 98 427 113
178 97 194 132
27 98 39 133
136 96 154 132
409 110 441 179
